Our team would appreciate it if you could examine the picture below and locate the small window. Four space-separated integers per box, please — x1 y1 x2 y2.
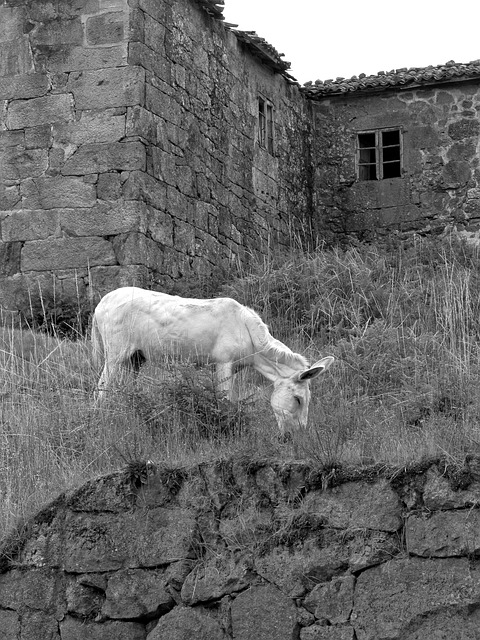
258 97 274 154
357 129 402 181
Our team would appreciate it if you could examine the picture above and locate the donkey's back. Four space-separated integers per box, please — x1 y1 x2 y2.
93 286 256 367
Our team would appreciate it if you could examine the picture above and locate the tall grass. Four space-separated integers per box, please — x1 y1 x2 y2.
0 320 275 539
2 233 480 537
223 234 480 465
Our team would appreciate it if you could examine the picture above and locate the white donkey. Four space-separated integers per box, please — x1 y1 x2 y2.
91 287 334 433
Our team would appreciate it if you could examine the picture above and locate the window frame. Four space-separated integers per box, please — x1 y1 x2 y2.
356 128 403 181
258 96 275 155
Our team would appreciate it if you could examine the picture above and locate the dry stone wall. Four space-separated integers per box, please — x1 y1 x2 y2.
0 0 311 317
2 457 480 639
312 81 480 241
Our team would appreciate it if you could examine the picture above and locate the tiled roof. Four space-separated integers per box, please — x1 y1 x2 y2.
231 30 292 75
194 0 294 78
302 60 480 99
194 0 225 19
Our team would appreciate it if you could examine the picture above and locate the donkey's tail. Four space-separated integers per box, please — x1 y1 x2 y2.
90 312 104 372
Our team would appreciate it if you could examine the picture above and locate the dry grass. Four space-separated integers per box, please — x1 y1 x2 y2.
2 233 480 537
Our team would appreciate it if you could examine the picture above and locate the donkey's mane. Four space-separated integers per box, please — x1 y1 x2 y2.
241 306 309 369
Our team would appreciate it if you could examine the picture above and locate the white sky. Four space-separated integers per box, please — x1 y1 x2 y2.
222 0 480 85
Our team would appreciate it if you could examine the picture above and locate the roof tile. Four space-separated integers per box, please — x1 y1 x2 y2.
302 60 480 98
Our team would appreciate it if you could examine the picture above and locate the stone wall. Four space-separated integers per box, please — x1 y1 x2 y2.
2 457 480 639
0 0 311 316
311 81 480 240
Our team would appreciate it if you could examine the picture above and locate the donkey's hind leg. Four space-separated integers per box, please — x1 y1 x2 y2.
96 360 118 401
96 352 142 401
215 362 234 400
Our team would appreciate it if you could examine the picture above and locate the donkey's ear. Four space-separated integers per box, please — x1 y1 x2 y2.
297 356 334 382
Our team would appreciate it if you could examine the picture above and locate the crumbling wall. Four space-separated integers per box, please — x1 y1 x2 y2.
312 82 480 240
0 0 311 318
2 457 480 639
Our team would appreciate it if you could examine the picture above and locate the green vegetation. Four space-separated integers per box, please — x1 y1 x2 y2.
2 233 480 538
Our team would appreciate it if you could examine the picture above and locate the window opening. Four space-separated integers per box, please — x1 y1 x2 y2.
357 129 402 180
258 97 274 154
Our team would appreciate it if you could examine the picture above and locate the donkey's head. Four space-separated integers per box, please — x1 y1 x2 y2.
270 356 334 433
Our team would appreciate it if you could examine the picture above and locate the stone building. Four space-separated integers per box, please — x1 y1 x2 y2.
305 62 480 240
1 0 480 315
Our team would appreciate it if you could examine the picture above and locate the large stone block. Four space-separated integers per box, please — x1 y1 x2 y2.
53 110 126 146
0 130 24 148
137 0 168 24
102 568 173 619
6 94 74 129
0 5 25 43
0 568 59 612
352 558 480 640
393 607 480 640
180 554 252 605
300 626 355 640
59 202 147 237
60 617 146 640
146 607 227 640
2 209 59 241
67 66 145 110
62 142 146 175
128 41 171 81
126 105 157 143
123 171 167 211
0 73 49 100
406 509 480 557
88 264 149 298
25 124 53 150
112 231 164 269
21 176 96 210
231 584 298 640
20 609 61 640
0 610 19 640
62 507 197 572
448 118 480 141
66 576 105 617
423 466 480 510
45 43 128 72
144 11 166 51
441 160 472 188
0 37 34 76
33 16 83 45
304 480 402 532
145 84 181 125
253 539 349 599
97 172 122 200
304 575 355 624
66 472 134 513
86 11 126 45
0 181 21 210
0 241 22 276
0 272 29 308
0 148 49 180
21 237 116 271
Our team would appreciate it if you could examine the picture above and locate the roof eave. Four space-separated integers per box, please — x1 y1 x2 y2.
303 73 480 100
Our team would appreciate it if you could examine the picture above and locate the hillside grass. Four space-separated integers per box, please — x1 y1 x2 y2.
2 233 480 538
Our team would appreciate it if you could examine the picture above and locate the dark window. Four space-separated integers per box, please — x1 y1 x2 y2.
357 129 402 180
258 97 274 154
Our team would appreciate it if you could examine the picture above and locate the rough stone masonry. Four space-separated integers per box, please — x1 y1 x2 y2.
2 458 480 639
3 0 480 319
0 0 311 316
